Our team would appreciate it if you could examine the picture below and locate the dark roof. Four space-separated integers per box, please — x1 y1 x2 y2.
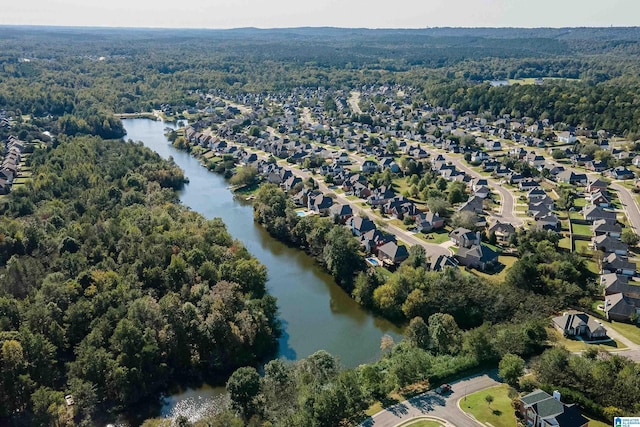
520 389 552 406
456 244 498 264
554 404 589 427
378 241 409 260
533 397 564 419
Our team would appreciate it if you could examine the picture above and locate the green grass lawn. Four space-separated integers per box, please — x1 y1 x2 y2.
569 211 583 220
572 222 592 236
397 419 443 427
547 328 626 352
574 240 593 255
471 255 517 284
421 229 451 244
460 384 516 427
586 416 612 427
573 198 587 208
559 237 572 250
605 320 640 345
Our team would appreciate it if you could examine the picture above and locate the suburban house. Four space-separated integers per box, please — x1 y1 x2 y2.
535 213 560 231
584 160 607 173
455 244 499 271
415 211 445 233
518 389 588 427
602 253 636 276
308 194 334 215
519 179 540 191
429 254 458 271
557 131 578 143
583 205 617 224
359 229 396 254
552 311 607 340
556 170 587 185
450 228 481 248
592 219 622 239
604 293 640 322
458 195 484 214
601 273 640 297
591 234 628 255
588 190 610 207
607 166 634 180
329 204 353 223
586 178 608 194
349 216 376 236
361 159 380 174
488 220 516 242
377 241 409 266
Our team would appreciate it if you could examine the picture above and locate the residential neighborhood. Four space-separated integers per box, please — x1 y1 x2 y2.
178 84 640 330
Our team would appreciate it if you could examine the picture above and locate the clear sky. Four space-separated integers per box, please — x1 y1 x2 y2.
2 0 639 29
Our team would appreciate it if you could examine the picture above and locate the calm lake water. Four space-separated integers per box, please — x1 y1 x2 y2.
122 118 402 421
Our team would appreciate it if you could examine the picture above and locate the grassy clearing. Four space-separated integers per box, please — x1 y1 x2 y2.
559 237 572 250
460 384 516 427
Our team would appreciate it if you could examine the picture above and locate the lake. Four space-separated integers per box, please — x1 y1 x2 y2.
121 118 402 421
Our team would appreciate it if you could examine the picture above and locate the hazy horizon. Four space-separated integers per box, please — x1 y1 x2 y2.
2 0 639 30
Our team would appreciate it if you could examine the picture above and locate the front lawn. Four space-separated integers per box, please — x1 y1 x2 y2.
547 328 626 352
421 228 451 244
460 384 516 427
605 320 640 345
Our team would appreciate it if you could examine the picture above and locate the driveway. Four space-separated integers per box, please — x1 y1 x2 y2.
360 371 501 427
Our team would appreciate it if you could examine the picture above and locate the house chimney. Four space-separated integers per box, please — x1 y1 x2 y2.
553 390 561 402
476 231 481 243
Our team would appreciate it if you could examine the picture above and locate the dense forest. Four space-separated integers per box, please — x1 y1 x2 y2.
0 136 279 425
1 27 640 133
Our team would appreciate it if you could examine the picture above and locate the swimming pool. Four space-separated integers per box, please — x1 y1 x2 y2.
366 257 380 267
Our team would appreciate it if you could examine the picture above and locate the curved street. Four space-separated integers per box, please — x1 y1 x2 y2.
360 371 501 427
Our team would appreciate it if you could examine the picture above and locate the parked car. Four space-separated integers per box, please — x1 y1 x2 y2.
435 384 452 394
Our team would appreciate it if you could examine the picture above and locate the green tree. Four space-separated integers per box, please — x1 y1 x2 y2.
621 229 640 247
226 367 261 420
451 211 477 230
405 316 430 350
229 166 258 187
426 198 450 217
405 245 426 268
428 313 462 355
499 353 525 387
323 226 364 290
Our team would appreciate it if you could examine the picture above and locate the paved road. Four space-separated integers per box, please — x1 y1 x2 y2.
360 371 501 427
610 182 640 234
444 155 524 227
